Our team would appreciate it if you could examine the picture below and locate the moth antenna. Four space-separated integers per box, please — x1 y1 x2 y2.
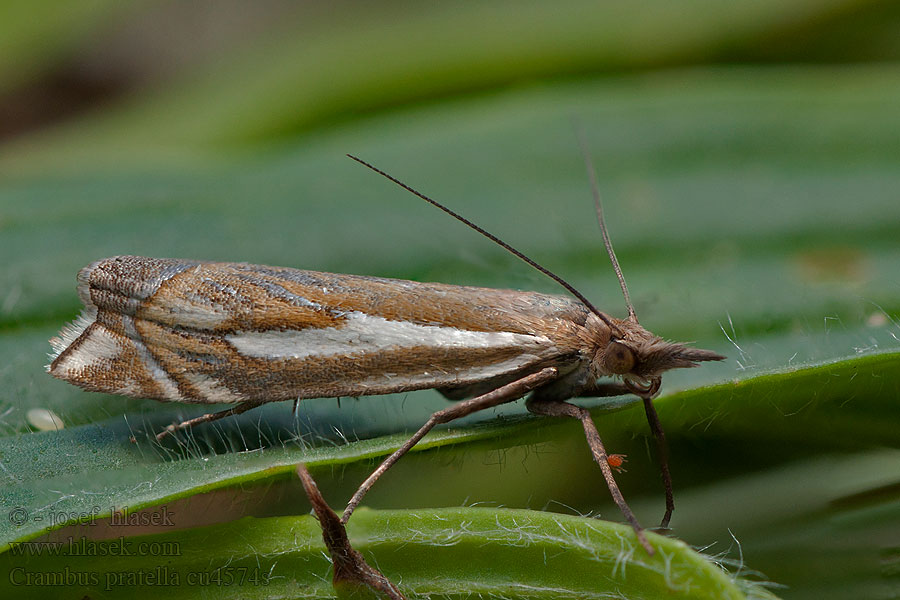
575 130 638 323
347 154 623 337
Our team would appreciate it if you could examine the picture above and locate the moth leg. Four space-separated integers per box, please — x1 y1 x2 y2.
580 380 675 530
525 396 653 554
341 366 559 524
640 395 674 529
154 402 262 442
575 381 629 398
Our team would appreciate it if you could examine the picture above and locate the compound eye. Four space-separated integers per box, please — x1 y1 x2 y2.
604 341 635 374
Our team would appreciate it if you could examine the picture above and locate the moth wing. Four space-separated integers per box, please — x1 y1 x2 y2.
49 256 588 404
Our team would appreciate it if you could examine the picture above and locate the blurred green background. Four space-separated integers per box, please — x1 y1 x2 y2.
1 1 899 598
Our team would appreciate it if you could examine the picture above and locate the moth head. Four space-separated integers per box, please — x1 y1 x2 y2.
596 318 725 394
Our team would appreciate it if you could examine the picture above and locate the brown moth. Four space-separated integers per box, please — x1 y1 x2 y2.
48 153 724 553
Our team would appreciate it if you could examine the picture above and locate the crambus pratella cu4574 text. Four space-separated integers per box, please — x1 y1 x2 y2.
48 152 724 553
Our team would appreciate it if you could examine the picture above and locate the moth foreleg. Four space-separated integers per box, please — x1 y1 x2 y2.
640 395 674 529
341 366 560 524
154 402 262 442
575 381 630 398
525 396 653 554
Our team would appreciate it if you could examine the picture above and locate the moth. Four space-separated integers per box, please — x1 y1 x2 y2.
48 153 723 553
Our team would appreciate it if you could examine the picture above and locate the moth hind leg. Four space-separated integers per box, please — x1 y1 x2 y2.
152 401 264 442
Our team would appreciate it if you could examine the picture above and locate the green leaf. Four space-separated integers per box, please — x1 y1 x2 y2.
3 58 900 600
0 507 777 599
2 347 897 547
